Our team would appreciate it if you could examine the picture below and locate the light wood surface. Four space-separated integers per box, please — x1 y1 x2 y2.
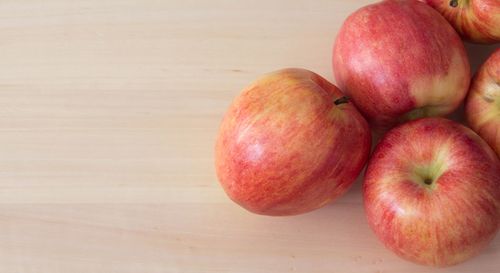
0 1 498 272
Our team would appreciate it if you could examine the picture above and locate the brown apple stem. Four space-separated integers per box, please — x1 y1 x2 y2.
449 0 458 7
334 96 350 105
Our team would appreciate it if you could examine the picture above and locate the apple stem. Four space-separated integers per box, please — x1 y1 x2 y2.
424 178 433 185
334 96 350 105
449 0 458 7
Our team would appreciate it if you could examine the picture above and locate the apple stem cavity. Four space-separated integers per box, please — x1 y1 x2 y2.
449 0 458 7
334 96 350 105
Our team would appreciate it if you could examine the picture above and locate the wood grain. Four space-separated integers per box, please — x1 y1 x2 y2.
0 0 497 272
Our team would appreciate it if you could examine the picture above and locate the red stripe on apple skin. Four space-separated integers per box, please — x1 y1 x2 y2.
215 68 371 216
333 0 470 129
363 117 500 266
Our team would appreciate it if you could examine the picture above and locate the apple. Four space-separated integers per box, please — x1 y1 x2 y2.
419 0 500 44
363 117 500 266
333 0 470 130
215 68 371 216
466 48 500 157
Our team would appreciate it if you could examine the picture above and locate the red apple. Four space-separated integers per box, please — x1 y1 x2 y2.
364 117 500 266
466 48 500 157
333 0 470 130
419 0 500 44
215 68 371 216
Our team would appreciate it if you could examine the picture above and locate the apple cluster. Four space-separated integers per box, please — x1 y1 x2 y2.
215 0 499 267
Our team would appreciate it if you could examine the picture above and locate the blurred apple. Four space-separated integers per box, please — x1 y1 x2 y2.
333 0 470 130
419 0 500 43
466 48 500 157
215 68 371 216
364 117 499 266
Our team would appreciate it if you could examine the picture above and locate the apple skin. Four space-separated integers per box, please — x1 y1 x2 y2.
419 0 500 44
333 0 470 130
215 68 371 216
466 48 500 158
363 117 500 266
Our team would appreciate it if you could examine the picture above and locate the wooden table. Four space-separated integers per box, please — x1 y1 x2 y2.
0 1 497 272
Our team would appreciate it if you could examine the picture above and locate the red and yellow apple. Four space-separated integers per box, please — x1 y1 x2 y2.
419 0 500 43
364 117 500 266
333 0 470 129
215 68 371 216
466 48 500 157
